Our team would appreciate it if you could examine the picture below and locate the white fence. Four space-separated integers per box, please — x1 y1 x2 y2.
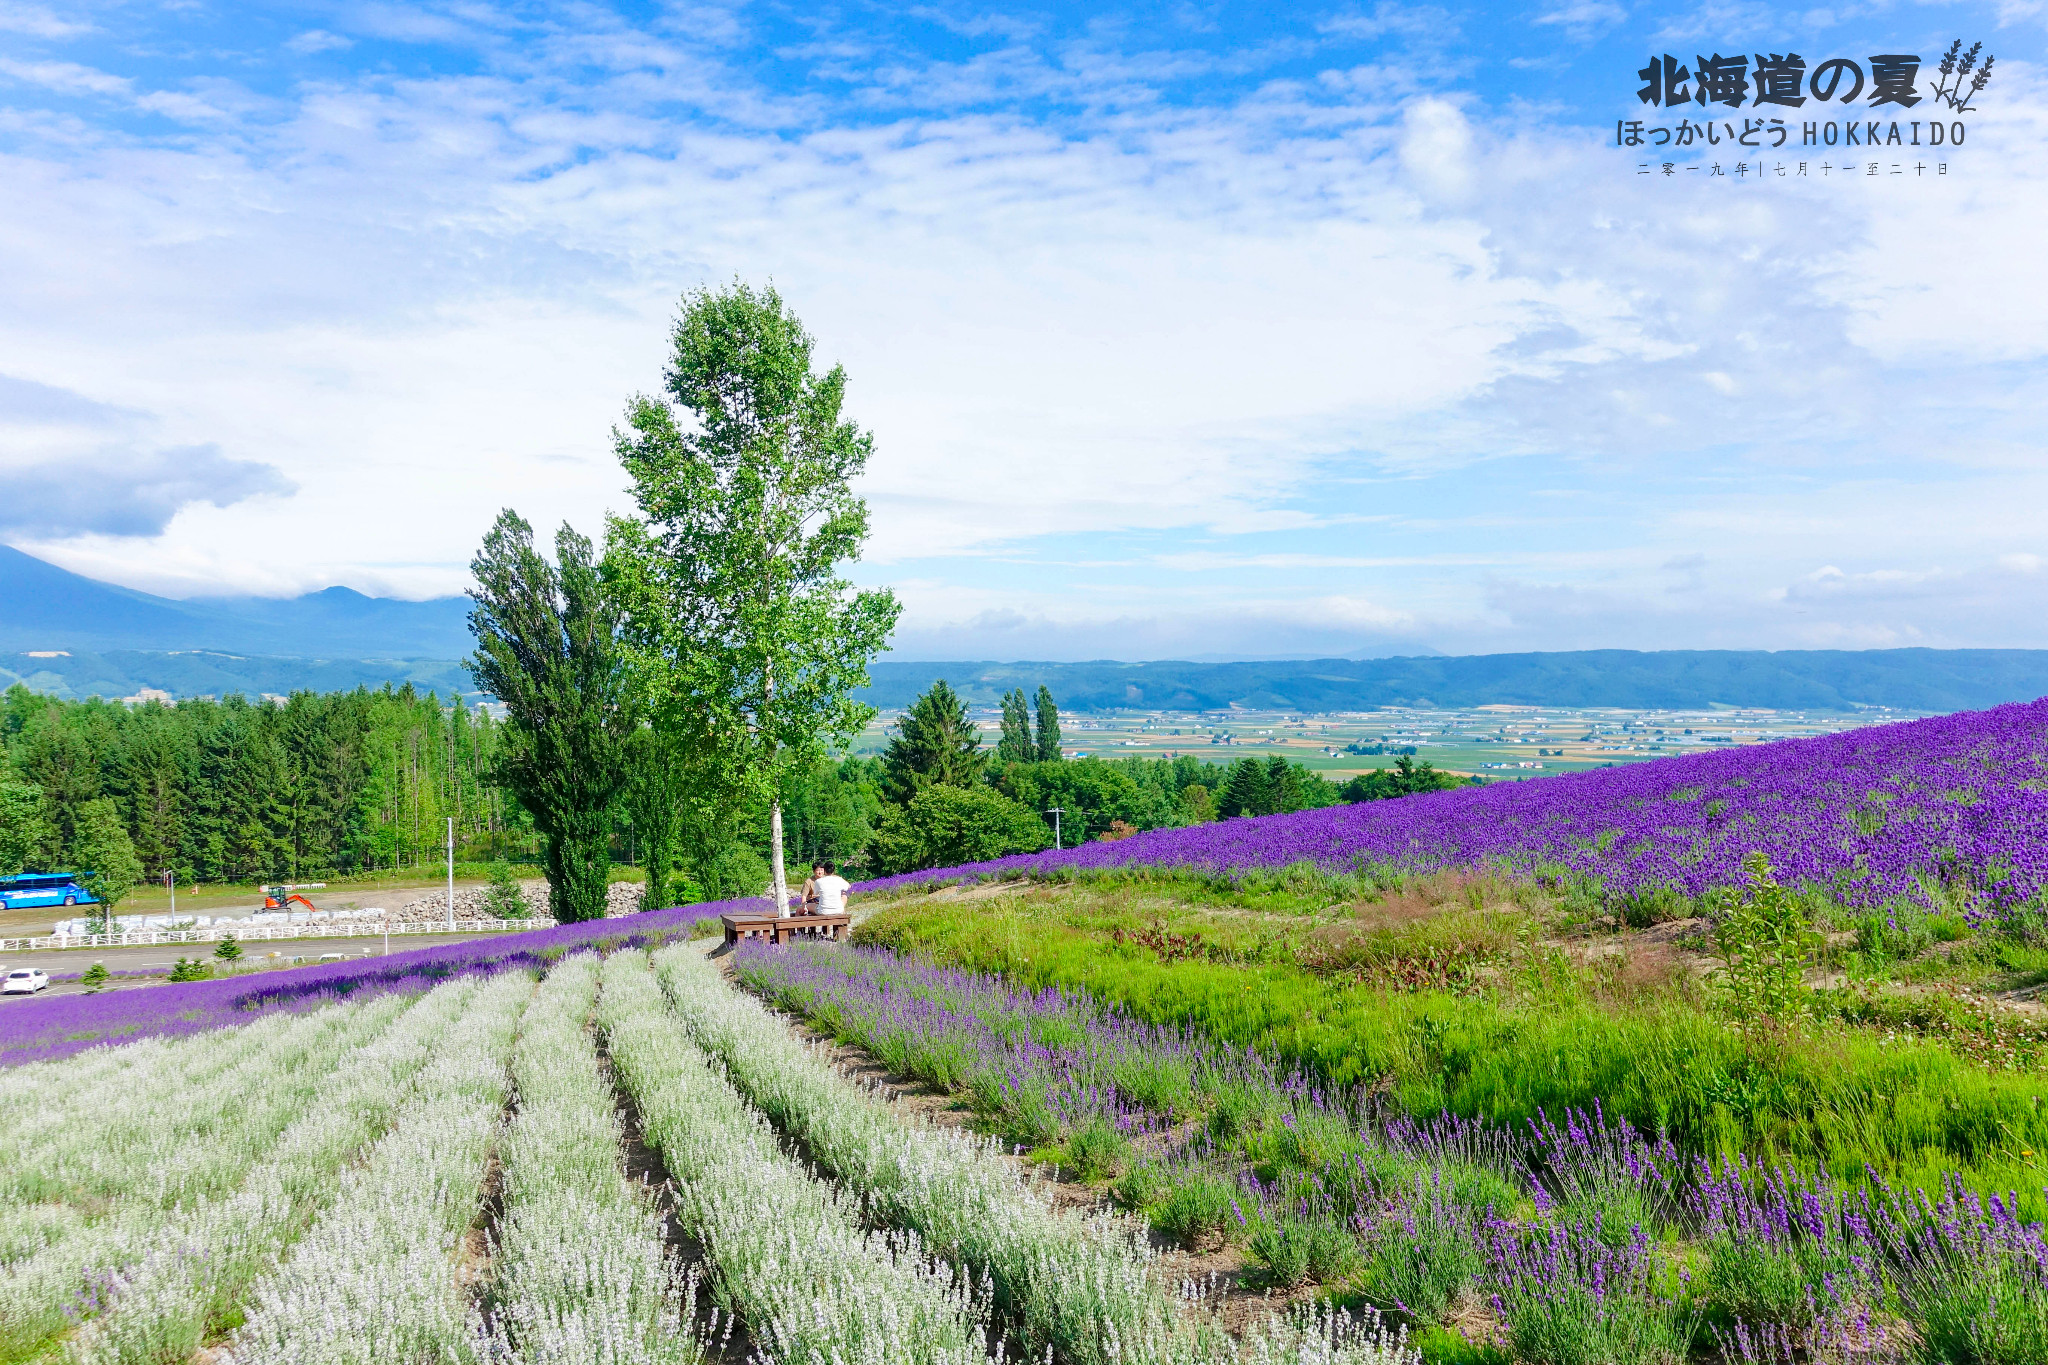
0 918 551 954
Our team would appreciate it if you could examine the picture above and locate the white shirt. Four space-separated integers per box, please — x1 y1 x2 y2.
814 875 850 914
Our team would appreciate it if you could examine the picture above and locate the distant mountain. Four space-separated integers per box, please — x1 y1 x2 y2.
859 651 2048 714
0 545 473 658
0 650 476 703
6 547 2048 713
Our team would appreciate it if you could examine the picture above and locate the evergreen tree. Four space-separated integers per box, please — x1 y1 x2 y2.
0 781 47 876
1265 755 1295 814
1338 754 1471 803
997 688 1034 763
467 511 635 923
1033 685 1062 763
1219 757 1272 818
881 681 986 804
623 725 689 912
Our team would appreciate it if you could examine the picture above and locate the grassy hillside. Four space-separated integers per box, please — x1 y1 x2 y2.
842 872 2048 1202
730 869 2048 1360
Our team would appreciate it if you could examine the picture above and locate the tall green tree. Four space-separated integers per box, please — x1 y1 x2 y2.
468 511 635 923
609 280 899 914
881 681 986 804
623 725 690 912
1033 685 1062 763
1220 757 1272 818
997 688 1034 763
0 781 48 876
72 796 143 922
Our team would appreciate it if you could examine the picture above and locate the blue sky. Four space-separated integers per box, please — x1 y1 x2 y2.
2 1 2045 660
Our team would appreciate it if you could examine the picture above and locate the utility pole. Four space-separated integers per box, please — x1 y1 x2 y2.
445 817 455 932
1045 806 1063 850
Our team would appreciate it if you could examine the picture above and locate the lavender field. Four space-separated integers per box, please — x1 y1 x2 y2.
862 700 2048 923
738 939 2048 1363
9 700 2048 1362
0 900 731 1067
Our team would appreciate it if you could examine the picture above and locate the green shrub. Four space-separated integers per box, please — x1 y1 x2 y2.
1700 1238 1841 1332
213 935 242 962
1352 1189 1484 1323
1112 1159 1172 1210
1910 1268 2048 1364
1064 1117 1131 1180
1927 913 1971 944
1249 1214 1358 1288
167 957 210 982
80 962 108 993
1152 1170 1240 1249
1207 1080 1285 1142
483 860 531 919
1711 853 1815 1028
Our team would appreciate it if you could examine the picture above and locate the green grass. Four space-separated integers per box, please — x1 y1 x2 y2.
854 893 2048 1213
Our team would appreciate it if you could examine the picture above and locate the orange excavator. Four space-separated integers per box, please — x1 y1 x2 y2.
261 884 324 913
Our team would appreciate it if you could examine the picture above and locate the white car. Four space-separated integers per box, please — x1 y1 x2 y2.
3 968 50 995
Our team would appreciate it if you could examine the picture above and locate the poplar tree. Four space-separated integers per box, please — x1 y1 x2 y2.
623 726 689 912
608 281 899 915
997 688 1034 763
467 512 635 922
1033 685 1062 763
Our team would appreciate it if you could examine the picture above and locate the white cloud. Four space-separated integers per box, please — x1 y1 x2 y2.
286 30 355 55
1534 3 1630 40
0 3 89 38
0 57 129 97
0 6 2043 662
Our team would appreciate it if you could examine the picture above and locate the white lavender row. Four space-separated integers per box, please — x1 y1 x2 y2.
597 950 992 1365
474 954 700 1365
0 989 432 1362
218 970 531 1365
53 977 484 1365
3 997 396 1249
651 944 1414 1365
0 1002 325 1189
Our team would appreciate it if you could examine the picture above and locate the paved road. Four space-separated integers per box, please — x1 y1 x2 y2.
0 933 497 1000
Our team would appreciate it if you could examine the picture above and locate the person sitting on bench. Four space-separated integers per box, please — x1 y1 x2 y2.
812 860 850 918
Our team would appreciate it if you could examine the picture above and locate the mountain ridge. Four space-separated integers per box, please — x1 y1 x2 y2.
0 545 474 658
6 547 2048 712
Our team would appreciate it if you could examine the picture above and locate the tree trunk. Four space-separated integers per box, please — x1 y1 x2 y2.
766 660 789 914
769 799 789 915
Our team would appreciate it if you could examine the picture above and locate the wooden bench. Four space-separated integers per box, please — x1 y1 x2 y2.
720 911 851 947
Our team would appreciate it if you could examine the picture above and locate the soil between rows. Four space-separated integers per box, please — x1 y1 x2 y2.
594 1000 755 1363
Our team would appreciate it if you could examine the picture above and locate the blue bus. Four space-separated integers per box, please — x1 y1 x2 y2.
0 873 98 908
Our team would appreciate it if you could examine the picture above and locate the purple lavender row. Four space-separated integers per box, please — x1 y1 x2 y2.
0 899 735 1067
732 937 1230 1140
853 699 2048 922
739 940 2048 1355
